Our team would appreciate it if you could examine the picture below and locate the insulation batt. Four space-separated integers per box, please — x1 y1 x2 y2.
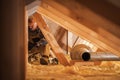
26 61 120 80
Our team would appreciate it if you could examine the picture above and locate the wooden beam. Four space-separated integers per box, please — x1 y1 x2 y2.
33 13 70 66
36 0 120 56
55 0 120 38
1 0 25 79
75 0 120 26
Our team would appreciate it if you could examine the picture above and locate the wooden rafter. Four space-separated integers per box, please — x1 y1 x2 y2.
33 13 70 66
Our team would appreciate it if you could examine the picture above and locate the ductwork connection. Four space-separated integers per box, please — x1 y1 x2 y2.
70 44 120 61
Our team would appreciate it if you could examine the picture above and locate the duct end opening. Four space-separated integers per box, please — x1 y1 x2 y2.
82 52 90 61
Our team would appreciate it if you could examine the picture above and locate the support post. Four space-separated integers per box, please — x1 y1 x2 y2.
1 0 25 80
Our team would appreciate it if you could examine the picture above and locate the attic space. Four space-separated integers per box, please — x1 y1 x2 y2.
1 0 120 80
25 0 120 80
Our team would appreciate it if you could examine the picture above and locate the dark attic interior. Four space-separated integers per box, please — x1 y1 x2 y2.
1 0 120 80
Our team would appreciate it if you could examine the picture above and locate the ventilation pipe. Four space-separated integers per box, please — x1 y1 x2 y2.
70 44 120 61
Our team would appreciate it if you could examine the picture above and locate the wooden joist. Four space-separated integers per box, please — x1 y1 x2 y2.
33 13 70 66
36 0 120 56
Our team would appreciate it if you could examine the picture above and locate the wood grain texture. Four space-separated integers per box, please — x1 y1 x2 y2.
36 0 120 56
33 13 70 66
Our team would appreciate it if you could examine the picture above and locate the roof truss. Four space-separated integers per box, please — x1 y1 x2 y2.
26 0 120 65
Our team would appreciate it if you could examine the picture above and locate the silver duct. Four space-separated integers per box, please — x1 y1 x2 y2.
90 52 120 61
70 44 120 61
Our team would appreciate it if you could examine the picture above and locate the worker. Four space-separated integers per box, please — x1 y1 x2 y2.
28 16 50 65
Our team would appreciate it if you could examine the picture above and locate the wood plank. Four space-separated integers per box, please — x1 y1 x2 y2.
75 0 120 26
36 0 120 56
33 13 70 66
